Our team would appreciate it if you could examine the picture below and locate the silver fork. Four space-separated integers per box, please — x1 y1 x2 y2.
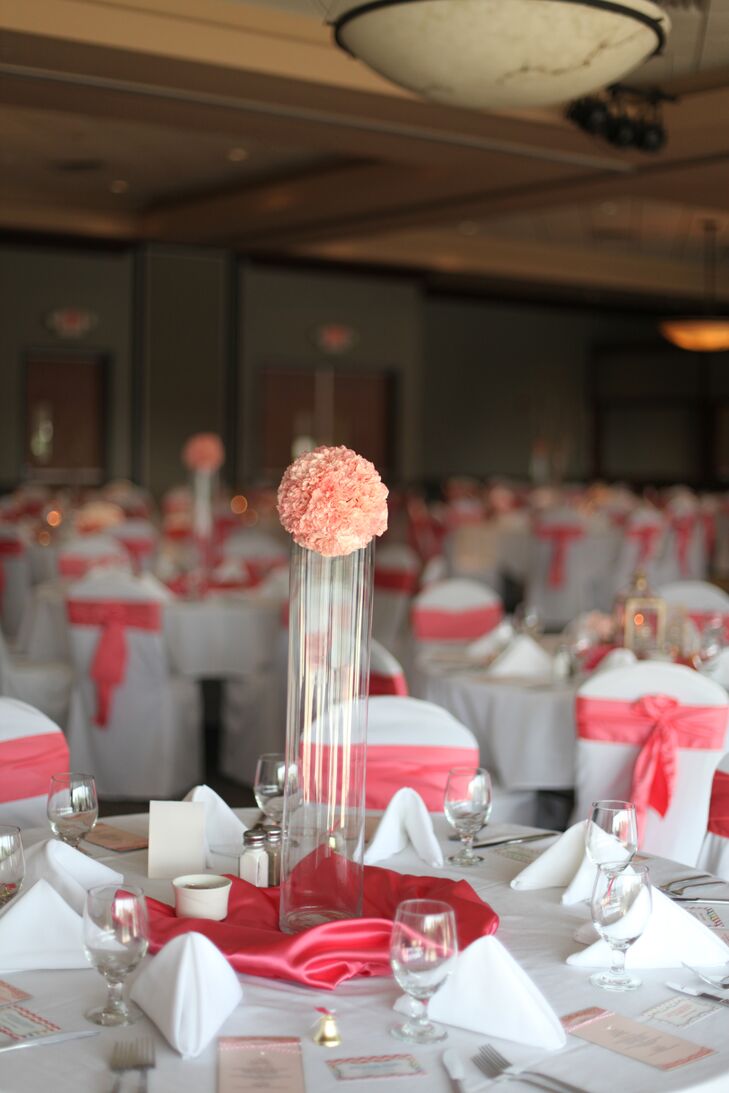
660 873 715 896
110 1039 156 1093
474 1044 587 1093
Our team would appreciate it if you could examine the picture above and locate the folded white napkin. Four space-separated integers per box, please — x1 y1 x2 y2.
466 620 515 661
593 648 637 673
568 886 729 969
510 821 630 905
130 932 242 1057
184 785 247 866
396 936 565 1050
0 879 87 971
23 839 123 914
364 788 443 868
487 635 553 679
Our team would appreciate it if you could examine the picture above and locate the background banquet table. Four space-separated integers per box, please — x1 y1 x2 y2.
7 811 729 1093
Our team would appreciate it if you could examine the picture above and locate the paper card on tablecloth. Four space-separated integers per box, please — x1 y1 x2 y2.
327 1055 425 1080
641 997 718 1029
0 1006 61 1051
0 983 30 1009
562 1007 715 1070
84 822 148 852
147 801 205 879
218 1037 305 1093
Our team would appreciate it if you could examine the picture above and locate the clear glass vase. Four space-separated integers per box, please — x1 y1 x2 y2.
279 541 374 934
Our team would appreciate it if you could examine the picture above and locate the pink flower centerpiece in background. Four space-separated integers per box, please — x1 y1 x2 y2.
277 445 388 558
182 433 225 474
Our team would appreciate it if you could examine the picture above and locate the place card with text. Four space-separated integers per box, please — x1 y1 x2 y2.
84 822 149 853
0 982 30 1009
562 1007 715 1070
147 800 206 879
218 1037 305 1093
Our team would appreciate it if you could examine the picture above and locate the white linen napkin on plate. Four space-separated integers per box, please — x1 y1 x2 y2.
510 821 630 905
593 648 637 673
466 621 515 661
23 839 123 914
567 886 729 968
0 879 87 971
395 936 565 1050
184 785 247 865
486 635 554 679
130 932 242 1057
364 788 443 868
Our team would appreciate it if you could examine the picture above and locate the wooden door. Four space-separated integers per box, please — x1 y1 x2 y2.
25 353 106 484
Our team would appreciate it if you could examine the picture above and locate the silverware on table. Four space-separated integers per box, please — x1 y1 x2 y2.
471 832 559 850
666 981 729 1008
681 962 729 990
660 875 723 897
110 1037 156 1093
473 1043 588 1093
668 896 729 905
442 1047 466 1093
0 1029 98 1054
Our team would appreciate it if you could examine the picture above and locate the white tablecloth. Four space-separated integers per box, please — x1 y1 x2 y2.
16 583 283 678
6 811 729 1092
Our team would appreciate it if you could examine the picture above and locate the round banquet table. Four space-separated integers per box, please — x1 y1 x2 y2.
6 811 729 1093
415 656 577 791
16 582 283 678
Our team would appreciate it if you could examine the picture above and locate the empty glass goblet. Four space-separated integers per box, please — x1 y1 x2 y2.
389 898 457 1044
590 863 652 992
83 884 149 1026
254 753 286 824
585 800 638 870
0 826 24 907
47 772 98 850
444 766 492 866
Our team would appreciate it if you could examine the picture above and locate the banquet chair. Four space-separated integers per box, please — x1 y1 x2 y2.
0 625 71 730
574 663 729 866
658 497 707 584
0 524 31 640
697 753 729 881
369 639 408 696
411 579 503 643
420 555 448 588
610 506 665 601
57 534 131 580
658 580 729 642
372 543 420 651
526 507 594 628
110 519 159 574
444 520 501 591
221 528 288 584
0 697 69 827
65 570 202 798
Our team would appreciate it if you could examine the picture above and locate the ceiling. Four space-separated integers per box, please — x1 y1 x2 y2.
1 0 729 304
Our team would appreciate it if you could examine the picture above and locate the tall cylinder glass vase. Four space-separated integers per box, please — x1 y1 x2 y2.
191 469 214 594
279 541 374 934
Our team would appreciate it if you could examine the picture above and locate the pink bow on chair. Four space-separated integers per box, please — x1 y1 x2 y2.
626 524 661 565
670 515 696 577
535 525 584 588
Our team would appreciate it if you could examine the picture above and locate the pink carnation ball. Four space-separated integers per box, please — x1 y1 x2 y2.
182 433 225 473
277 446 388 557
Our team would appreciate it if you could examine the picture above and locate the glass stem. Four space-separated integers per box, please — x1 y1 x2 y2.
462 832 474 857
609 945 626 980
407 997 430 1031
105 978 127 1016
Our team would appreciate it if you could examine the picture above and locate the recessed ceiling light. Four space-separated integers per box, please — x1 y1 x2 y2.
109 179 129 194
227 147 248 162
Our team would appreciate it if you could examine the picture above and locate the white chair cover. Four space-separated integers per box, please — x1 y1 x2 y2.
0 625 71 730
110 519 159 574
56 534 130 580
0 697 69 827
419 555 448 588
574 663 729 866
411 579 503 643
657 497 707 584
0 525 31 639
611 506 665 599
697 752 729 881
65 571 202 798
221 529 288 583
526 507 595 628
658 580 729 642
373 543 420 650
370 639 408 697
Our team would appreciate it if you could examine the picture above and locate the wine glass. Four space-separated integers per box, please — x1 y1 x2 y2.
0 826 24 907
254 753 286 824
389 899 457 1043
444 766 492 866
47 772 98 850
590 863 652 992
83 884 149 1026
585 800 638 870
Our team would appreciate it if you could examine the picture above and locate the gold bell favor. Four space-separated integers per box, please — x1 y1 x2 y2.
313 1008 341 1047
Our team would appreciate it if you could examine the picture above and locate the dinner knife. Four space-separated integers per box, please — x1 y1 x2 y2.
471 832 559 850
442 1048 465 1093
668 896 729 905
0 1029 99 1054
666 982 729 1008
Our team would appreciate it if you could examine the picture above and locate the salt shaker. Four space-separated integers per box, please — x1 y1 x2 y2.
265 825 282 887
239 830 269 887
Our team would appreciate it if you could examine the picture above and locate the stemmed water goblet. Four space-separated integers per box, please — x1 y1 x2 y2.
0 825 24 907
83 883 149 1026
590 863 652 992
47 772 98 850
585 800 638 871
253 753 286 825
444 766 492 866
389 898 458 1043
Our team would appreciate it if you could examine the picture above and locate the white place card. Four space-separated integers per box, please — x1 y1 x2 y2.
147 801 206 879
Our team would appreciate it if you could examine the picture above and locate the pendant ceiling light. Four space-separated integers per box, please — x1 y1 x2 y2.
661 221 729 353
328 0 671 111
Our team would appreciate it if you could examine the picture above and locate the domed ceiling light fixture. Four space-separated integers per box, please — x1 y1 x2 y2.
661 221 729 353
327 0 671 111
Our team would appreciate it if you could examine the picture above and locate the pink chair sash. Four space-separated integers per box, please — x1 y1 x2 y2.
369 671 409 697
0 732 69 803
576 693 727 838
534 525 584 587
708 769 729 838
687 611 729 643
66 600 163 727
116 537 155 572
702 513 717 557
670 515 697 577
374 569 418 594
0 539 24 600
366 744 479 811
412 602 503 641
626 524 662 565
59 554 125 578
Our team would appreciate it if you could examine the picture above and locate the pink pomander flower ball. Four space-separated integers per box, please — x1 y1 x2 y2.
182 433 225 473
278 446 388 557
